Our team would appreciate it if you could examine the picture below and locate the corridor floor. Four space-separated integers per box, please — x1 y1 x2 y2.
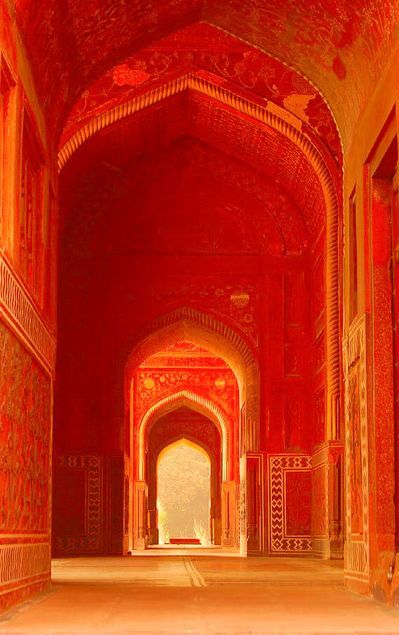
2 555 399 634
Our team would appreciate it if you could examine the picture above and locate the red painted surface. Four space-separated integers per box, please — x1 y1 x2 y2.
285 471 312 536
0 322 52 608
0 0 362 610
13 1 399 148
61 24 342 164
54 112 324 554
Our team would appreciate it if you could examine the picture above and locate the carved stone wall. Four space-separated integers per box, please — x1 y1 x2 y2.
268 454 312 554
53 453 126 556
0 320 52 609
343 315 369 587
0 255 56 373
53 455 103 555
312 442 343 558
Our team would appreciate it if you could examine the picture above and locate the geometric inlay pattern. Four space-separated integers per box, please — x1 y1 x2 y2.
54 455 102 554
268 454 312 553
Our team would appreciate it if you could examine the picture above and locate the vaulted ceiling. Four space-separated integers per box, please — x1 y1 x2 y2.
13 0 399 149
60 100 322 253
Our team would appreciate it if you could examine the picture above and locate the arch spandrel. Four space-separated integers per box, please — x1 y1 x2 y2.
125 308 259 394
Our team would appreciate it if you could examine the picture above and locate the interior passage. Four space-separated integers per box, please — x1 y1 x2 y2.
157 440 211 545
2 556 399 634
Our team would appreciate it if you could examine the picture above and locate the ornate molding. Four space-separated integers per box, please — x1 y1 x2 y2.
0 254 56 373
127 306 260 452
0 543 50 585
129 306 256 368
138 390 230 481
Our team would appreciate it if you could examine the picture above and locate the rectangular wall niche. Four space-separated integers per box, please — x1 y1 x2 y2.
268 454 312 553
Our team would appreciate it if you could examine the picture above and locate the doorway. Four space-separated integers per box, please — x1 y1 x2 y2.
157 439 211 545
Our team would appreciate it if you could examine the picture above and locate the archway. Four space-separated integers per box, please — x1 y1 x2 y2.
127 333 244 553
125 308 260 452
51 16 342 567
8 0 399 617
156 439 211 546
147 407 222 547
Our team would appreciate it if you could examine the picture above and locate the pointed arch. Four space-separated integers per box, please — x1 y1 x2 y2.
138 390 230 481
126 306 259 452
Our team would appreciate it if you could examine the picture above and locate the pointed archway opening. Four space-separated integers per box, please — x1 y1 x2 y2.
146 406 222 548
157 438 211 546
128 333 247 554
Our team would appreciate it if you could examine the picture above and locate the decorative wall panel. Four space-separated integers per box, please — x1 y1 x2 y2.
0 321 52 608
0 322 51 533
136 366 238 423
343 314 369 583
53 455 102 555
0 543 50 585
0 543 50 611
311 446 329 542
268 454 312 553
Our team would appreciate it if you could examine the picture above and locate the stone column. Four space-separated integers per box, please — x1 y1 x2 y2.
210 494 221 545
240 452 265 556
133 481 148 550
221 481 237 548
147 508 159 545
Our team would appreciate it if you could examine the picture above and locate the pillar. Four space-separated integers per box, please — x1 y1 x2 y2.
147 508 159 545
221 481 237 547
240 453 264 556
133 481 148 550
211 494 221 545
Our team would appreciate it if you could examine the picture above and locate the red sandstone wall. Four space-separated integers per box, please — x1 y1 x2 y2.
54 131 318 555
0 2 56 609
342 37 399 599
0 322 52 609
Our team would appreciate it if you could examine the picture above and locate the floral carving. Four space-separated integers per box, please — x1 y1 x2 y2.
0 323 51 533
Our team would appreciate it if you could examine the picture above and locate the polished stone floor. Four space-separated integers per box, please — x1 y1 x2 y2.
2 553 399 634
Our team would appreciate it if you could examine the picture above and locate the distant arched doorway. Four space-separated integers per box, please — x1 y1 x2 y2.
125 318 256 554
124 308 260 452
147 407 221 546
157 439 211 546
